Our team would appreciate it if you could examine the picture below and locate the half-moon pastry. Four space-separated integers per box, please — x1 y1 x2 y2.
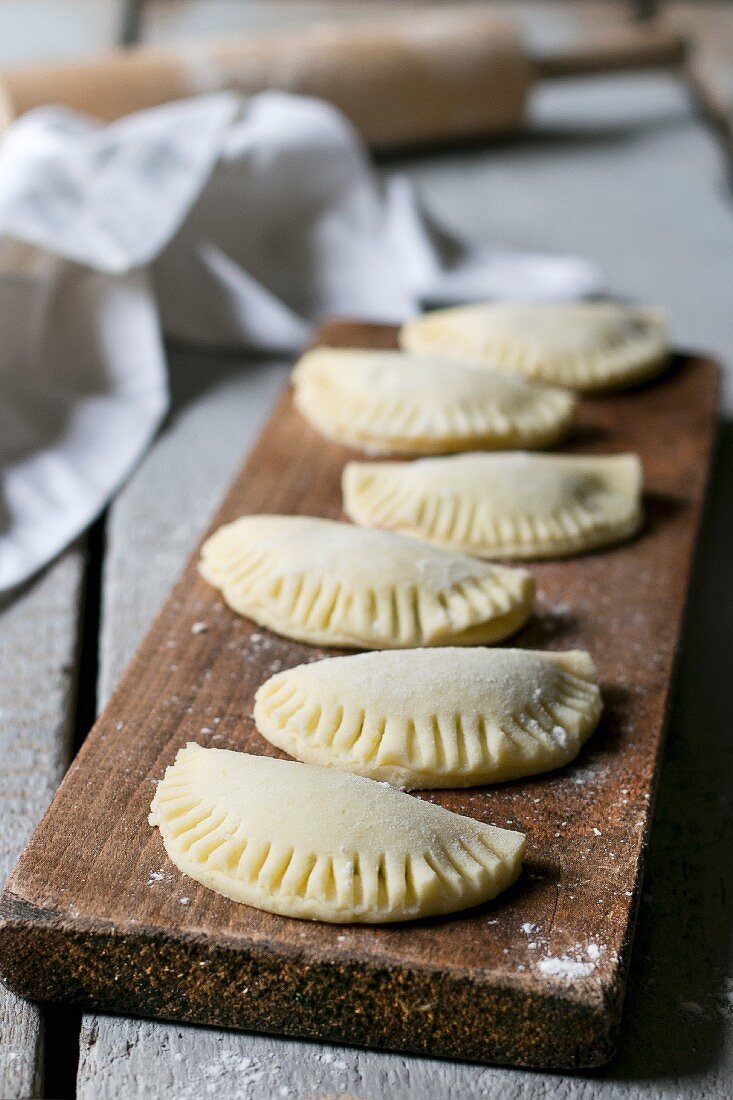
292 347 576 453
149 744 526 922
255 648 602 787
199 515 534 647
343 452 643 559
400 302 668 392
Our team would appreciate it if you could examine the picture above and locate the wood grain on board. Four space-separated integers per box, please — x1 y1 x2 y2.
0 321 719 1070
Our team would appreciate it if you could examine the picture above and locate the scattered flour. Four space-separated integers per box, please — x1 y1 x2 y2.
538 944 605 979
539 956 596 979
146 869 171 886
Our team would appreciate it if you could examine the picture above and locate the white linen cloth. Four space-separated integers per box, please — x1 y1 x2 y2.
0 91 602 592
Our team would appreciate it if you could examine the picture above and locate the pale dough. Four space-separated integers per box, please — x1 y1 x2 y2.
343 452 643 559
199 515 534 648
149 744 526 922
255 647 602 788
400 302 668 392
292 347 576 453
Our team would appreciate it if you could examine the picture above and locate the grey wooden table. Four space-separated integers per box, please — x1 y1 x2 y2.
2 7 733 1100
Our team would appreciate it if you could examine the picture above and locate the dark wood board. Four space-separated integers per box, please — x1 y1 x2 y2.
0 322 719 1070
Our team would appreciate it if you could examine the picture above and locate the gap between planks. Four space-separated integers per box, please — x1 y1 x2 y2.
40 514 107 1100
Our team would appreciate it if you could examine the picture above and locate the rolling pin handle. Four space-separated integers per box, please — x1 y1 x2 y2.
532 25 687 81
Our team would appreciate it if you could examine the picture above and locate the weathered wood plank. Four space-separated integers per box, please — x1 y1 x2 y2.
0 549 84 1099
1 321 717 1067
0 4 120 1090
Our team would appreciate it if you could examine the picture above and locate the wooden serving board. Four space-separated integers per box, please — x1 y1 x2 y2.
0 322 719 1070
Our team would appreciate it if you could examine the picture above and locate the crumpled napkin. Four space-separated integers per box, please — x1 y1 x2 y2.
0 90 602 592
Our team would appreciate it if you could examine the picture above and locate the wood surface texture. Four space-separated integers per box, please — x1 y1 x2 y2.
0 548 84 1098
0 321 719 1071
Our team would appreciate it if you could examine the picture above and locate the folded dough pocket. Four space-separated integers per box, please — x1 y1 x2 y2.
149 744 526 923
255 647 602 788
292 347 576 454
343 452 643 559
199 515 534 648
400 302 668 392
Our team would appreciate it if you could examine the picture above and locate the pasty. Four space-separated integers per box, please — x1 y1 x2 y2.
292 347 576 453
400 302 668 392
199 515 534 647
343 452 643 559
254 648 602 787
149 744 526 922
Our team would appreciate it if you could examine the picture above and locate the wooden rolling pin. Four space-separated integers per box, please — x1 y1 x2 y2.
0 9 685 149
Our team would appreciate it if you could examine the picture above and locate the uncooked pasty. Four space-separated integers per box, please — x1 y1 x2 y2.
400 302 668 392
199 515 534 647
292 347 576 453
343 452 643 559
149 743 526 922
254 648 601 787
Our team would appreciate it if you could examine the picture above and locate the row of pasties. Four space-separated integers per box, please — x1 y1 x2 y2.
149 744 526 923
178 304 643 922
343 452 643 560
400 302 669 393
292 348 577 454
254 648 602 789
199 515 534 649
